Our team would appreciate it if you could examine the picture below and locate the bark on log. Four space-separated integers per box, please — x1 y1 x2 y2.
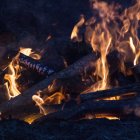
80 83 140 102
0 53 98 118
0 52 55 84
33 98 140 124
19 53 55 76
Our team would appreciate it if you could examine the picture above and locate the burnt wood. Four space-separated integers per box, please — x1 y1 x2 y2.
80 83 140 102
19 53 55 76
0 53 98 118
33 98 140 123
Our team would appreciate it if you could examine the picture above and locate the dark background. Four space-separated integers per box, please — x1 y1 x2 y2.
0 0 135 42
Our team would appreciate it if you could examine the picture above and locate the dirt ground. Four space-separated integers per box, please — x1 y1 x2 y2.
0 118 140 140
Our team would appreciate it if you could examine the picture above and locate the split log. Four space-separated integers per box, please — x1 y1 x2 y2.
0 52 55 84
0 53 98 118
80 83 140 102
33 98 140 124
19 53 55 76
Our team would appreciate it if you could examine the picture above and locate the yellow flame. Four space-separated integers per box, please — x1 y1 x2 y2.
85 113 119 120
20 47 32 56
71 15 85 41
23 114 43 124
4 47 41 99
20 47 41 60
32 93 47 115
2 0 140 123
4 61 21 98
44 92 65 105
129 37 136 54
128 37 140 66
82 0 140 92
91 29 112 91
134 51 140 66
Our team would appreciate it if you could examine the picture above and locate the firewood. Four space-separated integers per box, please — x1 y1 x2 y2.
19 53 55 76
33 98 140 124
0 53 98 118
42 75 94 98
80 83 140 102
0 52 56 85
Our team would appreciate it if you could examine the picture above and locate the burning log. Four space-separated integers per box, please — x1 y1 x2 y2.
0 53 98 118
19 53 55 76
33 98 140 124
80 83 140 102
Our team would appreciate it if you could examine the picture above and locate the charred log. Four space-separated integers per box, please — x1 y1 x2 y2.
80 83 140 102
19 53 55 76
0 53 98 119
33 98 140 124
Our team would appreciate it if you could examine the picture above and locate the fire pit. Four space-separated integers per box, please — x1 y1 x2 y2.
0 0 140 139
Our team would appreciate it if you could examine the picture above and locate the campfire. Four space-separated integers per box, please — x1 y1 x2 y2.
0 0 140 131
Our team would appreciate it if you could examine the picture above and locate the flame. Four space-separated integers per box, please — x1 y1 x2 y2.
46 35 52 42
24 114 43 124
2 0 140 123
129 37 136 54
134 51 140 66
91 25 112 91
82 0 140 92
20 47 32 56
32 92 47 115
85 113 119 120
71 15 85 41
32 92 64 116
4 61 21 98
44 92 65 105
129 37 140 66
4 82 11 100
4 47 41 99
20 47 41 60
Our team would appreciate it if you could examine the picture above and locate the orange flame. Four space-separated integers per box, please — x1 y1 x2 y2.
44 92 65 105
2 0 140 123
129 37 136 54
85 113 119 120
32 92 47 115
4 47 41 99
71 15 85 42
134 51 140 66
4 61 20 98
84 0 140 92
20 47 41 60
